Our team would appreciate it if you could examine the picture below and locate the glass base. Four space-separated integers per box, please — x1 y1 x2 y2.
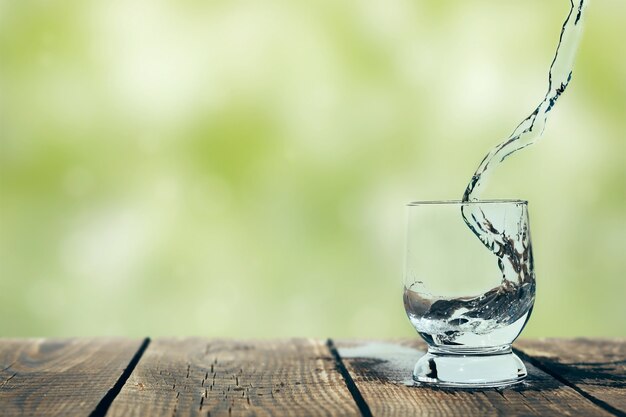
413 347 527 388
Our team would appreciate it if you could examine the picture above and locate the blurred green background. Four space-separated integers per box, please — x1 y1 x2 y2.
1 0 624 338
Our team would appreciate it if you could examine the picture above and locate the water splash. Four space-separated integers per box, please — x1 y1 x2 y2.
460 0 588 292
460 0 587 295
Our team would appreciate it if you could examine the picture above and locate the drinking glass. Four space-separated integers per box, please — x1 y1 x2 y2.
404 200 535 387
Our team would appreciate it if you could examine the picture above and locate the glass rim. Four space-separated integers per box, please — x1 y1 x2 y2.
407 199 527 206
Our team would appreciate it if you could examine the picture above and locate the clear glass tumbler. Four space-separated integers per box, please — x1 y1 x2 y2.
404 200 535 387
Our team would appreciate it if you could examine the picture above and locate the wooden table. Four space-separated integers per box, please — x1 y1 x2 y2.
0 338 623 417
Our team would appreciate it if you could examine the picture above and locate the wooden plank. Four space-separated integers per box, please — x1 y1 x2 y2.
107 338 361 417
333 339 615 417
0 338 146 417
516 338 625 414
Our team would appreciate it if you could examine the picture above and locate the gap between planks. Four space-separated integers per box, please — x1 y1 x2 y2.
326 339 373 417
88 338 151 417
514 347 626 417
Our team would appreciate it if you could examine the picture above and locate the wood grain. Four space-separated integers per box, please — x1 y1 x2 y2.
0 338 145 417
516 338 625 414
107 338 361 417
333 339 616 417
